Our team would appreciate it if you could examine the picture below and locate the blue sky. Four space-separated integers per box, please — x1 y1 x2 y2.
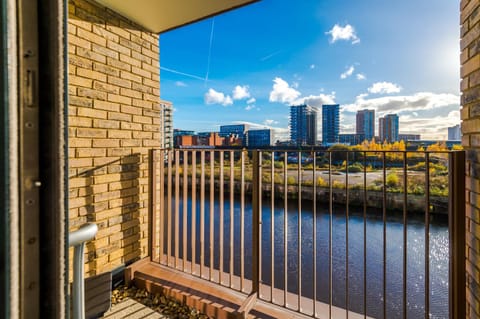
160 0 460 140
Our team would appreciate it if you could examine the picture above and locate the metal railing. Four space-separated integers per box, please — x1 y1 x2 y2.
69 222 98 319
149 148 465 319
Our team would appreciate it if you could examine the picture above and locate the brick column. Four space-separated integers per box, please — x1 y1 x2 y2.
461 0 480 317
68 0 165 276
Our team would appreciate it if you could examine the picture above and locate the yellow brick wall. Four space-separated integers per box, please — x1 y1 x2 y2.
461 0 480 317
68 0 165 276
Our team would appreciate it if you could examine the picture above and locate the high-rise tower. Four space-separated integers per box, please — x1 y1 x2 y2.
356 109 375 141
322 104 340 145
379 114 399 142
290 104 318 146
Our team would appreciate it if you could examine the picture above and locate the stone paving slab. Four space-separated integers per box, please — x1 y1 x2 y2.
102 298 166 319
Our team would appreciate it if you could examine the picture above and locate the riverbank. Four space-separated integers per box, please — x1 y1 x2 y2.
170 178 448 214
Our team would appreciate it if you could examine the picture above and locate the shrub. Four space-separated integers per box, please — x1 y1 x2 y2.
317 177 328 187
332 180 346 189
287 176 296 185
274 173 283 184
274 161 284 169
348 162 364 173
386 172 399 187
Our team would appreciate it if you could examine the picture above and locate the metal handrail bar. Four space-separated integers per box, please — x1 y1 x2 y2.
69 222 98 319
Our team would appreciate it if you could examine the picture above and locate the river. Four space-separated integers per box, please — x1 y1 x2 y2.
164 194 449 319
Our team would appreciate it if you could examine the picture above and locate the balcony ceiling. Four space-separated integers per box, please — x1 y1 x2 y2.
94 0 259 34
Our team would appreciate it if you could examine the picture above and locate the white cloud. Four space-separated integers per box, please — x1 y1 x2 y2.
356 73 366 80
263 119 279 126
342 92 459 116
204 88 233 106
245 105 256 111
247 98 256 104
339 92 460 140
368 82 402 94
397 110 461 140
340 66 355 79
269 77 301 104
310 64 316 69
294 93 336 108
232 85 251 100
326 24 360 44
175 81 187 87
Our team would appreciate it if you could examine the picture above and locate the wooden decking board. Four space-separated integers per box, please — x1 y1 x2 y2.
127 259 373 319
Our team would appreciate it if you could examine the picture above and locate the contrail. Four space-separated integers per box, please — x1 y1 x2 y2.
205 18 215 86
260 50 282 61
160 66 206 81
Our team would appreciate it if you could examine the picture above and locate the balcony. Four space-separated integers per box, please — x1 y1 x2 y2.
123 148 466 318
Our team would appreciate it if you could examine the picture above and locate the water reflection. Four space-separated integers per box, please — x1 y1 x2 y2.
166 196 449 319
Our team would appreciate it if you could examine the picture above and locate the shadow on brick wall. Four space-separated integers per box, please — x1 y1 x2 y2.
74 153 142 276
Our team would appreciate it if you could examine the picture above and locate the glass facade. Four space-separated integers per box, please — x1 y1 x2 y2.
322 104 340 145
290 104 317 146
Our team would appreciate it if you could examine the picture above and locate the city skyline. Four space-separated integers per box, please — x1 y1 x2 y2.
160 0 460 140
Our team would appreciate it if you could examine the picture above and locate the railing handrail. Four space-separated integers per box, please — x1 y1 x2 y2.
69 223 98 319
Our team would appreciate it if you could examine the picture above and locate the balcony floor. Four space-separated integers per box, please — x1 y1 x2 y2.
102 298 166 319
123 258 372 319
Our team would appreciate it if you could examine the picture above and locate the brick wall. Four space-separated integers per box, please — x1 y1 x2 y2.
461 0 480 317
68 0 164 276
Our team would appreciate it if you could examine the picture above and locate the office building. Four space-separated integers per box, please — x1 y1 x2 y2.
290 104 318 146
322 104 340 145
398 133 421 141
379 114 399 142
220 124 249 146
356 109 375 141
339 134 364 145
247 129 274 147
448 124 461 140
197 132 224 146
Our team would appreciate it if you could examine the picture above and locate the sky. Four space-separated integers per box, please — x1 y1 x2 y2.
159 0 460 141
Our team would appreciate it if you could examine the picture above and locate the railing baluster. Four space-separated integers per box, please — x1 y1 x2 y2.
313 152 317 318
252 151 261 295
382 152 387 318
363 151 367 319
175 150 180 269
425 152 430 319
219 151 224 284
382 152 387 319
403 152 408 319
159 149 165 264
329 151 333 319
209 150 214 282
258 151 263 296
271 151 275 303
167 150 173 267
149 149 158 262
298 151 302 312
283 151 288 307
200 151 205 278
192 151 197 275
230 150 234 288
183 150 188 272
346 151 350 319
241 150 245 292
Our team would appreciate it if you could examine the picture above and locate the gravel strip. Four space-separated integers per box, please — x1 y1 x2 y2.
111 285 211 319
